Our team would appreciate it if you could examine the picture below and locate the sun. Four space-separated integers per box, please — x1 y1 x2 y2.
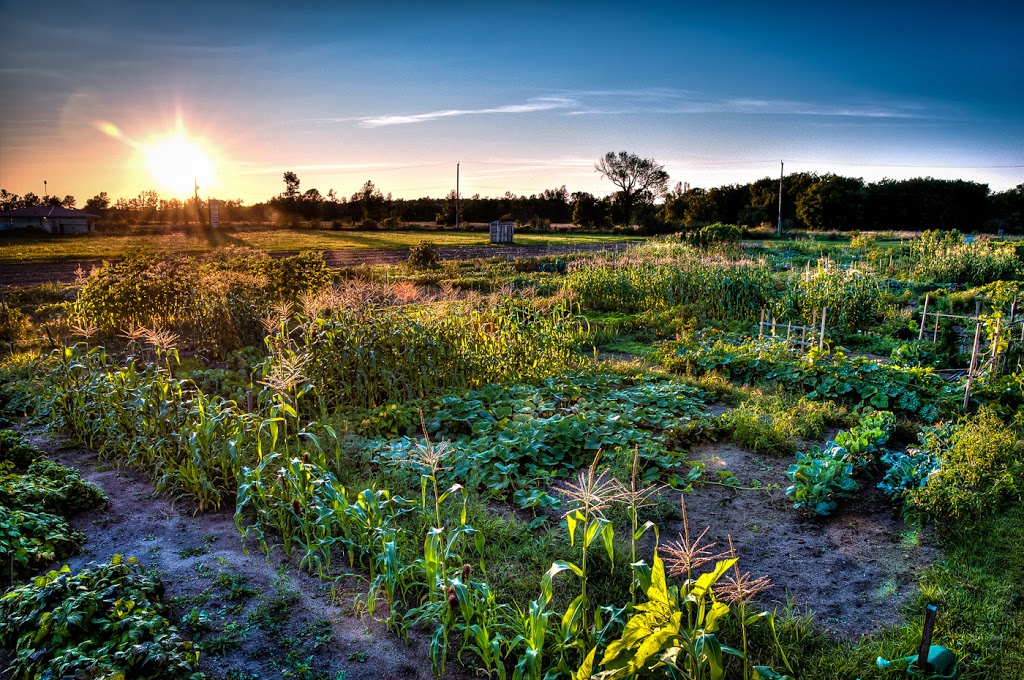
145 134 214 196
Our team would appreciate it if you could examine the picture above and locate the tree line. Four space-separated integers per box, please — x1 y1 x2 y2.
3 154 1021 232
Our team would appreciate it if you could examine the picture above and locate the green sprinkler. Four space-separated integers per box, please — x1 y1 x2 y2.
876 605 957 678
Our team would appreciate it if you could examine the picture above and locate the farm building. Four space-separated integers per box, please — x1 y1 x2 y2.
0 206 99 234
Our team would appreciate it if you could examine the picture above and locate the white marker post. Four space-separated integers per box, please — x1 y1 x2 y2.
209 199 220 229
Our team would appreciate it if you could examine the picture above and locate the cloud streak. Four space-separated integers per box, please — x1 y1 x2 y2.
357 97 576 127
566 95 922 119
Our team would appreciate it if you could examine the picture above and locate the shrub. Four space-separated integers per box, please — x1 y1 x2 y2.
408 240 440 269
0 305 28 344
904 408 1024 521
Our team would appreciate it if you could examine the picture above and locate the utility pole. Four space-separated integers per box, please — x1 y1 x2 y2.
456 162 460 229
776 161 784 239
44 180 47 201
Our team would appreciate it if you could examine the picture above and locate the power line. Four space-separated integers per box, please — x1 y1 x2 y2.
784 159 1024 169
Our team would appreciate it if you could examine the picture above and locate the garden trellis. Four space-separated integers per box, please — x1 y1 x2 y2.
917 293 1024 408
759 307 828 350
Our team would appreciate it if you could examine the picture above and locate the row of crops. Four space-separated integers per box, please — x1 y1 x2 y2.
1 231 1023 678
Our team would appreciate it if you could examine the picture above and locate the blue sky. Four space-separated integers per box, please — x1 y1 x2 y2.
1 0 1022 202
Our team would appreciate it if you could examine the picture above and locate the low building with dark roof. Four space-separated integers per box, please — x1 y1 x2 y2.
0 206 99 234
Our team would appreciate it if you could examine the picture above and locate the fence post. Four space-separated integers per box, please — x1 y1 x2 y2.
818 308 827 349
990 317 1002 377
964 321 982 411
918 293 930 341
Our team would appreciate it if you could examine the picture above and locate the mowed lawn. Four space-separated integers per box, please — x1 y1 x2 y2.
0 228 642 264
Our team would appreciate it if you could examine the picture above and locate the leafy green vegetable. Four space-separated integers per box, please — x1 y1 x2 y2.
0 555 204 679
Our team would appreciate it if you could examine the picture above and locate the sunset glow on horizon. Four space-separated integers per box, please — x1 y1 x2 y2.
1 2 1021 204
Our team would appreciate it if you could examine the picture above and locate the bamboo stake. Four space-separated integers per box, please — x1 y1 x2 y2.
819 307 827 349
759 309 765 339
964 321 983 412
932 309 940 343
990 317 1002 377
919 293 930 341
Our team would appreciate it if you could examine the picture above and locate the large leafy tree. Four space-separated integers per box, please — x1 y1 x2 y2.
595 151 669 227
797 174 867 230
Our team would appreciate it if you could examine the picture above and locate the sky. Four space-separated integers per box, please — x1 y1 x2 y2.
1 0 1023 204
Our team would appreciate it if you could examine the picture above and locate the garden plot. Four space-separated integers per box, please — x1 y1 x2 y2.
27 431 463 680
672 442 937 638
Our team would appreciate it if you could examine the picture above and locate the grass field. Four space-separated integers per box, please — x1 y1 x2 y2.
0 228 642 264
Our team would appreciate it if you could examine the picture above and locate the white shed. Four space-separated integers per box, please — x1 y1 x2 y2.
0 206 99 234
489 220 514 244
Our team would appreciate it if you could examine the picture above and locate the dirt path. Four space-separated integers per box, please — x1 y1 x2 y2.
24 430 470 680
0 242 632 288
672 443 938 638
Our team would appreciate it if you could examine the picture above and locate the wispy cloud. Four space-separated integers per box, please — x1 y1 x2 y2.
356 97 576 127
564 92 924 119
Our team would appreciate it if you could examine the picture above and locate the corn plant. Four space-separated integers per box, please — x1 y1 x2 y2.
590 551 739 680
554 455 627 657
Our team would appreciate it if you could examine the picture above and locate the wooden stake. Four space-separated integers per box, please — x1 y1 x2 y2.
964 321 982 411
245 390 254 413
933 307 940 343
819 307 827 349
990 317 1002 377
759 308 765 339
918 293 930 341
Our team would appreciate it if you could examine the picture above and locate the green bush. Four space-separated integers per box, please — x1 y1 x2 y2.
905 408 1024 521
0 305 28 344
0 556 203 679
408 240 439 268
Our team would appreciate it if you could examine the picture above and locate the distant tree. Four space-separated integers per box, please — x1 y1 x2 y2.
85 192 110 214
570 192 612 229
797 175 866 230
61 195 77 209
351 180 389 222
46 195 62 207
595 151 669 227
436 190 458 226
989 183 1024 233
282 172 301 199
662 183 717 226
21 192 42 207
0 190 20 211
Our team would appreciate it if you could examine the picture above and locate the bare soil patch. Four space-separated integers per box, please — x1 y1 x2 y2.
21 430 471 680
671 442 938 638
